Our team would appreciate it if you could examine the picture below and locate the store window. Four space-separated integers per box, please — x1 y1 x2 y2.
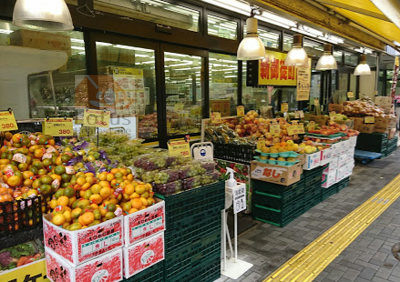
209 53 238 116
283 34 293 52
244 26 280 49
333 50 343 64
94 0 200 32
164 52 202 136
0 20 87 120
242 64 268 112
303 39 323 58
344 52 358 66
366 54 377 68
208 14 237 40
95 43 157 140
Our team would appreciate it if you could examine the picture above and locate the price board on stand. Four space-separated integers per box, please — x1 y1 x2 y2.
232 184 246 214
168 139 191 158
44 118 73 136
0 110 18 131
83 109 110 128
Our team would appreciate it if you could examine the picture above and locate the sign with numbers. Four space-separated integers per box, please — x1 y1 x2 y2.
44 118 73 136
83 109 110 128
269 124 281 137
232 184 246 214
168 139 191 158
0 111 17 131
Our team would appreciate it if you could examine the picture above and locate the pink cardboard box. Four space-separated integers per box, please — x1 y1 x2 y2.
123 232 165 278
46 247 123 282
43 215 123 265
124 201 165 246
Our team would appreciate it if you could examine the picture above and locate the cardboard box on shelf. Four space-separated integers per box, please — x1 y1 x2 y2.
124 201 165 247
349 117 363 130
123 232 165 279
349 136 358 147
358 124 375 134
250 162 303 186
328 157 339 170
303 151 322 170
375 96 392 114
43 215 123 266
46 247 123 282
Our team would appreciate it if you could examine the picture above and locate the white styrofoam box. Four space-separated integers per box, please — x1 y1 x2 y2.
322 169 337 188
330 142 342 157
328 157 339 170
303 151 321 170
349 135 358 148
46 247 123 282
124 201 165 246
336 163 353 182
43 215 123 265
320 147 333 166
123 232 164 279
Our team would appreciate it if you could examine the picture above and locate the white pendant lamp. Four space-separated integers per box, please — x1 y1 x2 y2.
284 34 308 67
13 0 74 31
316 44 337 70
354 54 371 76
237 15 265 60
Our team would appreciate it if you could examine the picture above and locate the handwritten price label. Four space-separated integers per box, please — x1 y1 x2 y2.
0 111 18 132
210 112 222 124
236 106 245 117
297 123 305 134
287 125 302 136
269 124 281 137
364 116 375 124
83 109 110 128
281 103 288 113
168 140 191 159
44 118 73 136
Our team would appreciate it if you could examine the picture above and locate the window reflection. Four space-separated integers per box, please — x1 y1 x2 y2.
208 14 237 40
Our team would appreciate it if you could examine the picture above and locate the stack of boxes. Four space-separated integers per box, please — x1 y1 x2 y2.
356 133 398 158
44 202 166 282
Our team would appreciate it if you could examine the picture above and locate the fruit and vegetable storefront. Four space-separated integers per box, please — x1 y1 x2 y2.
1 0 400 282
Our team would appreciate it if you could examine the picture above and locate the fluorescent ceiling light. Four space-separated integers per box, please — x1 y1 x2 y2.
167 62 193 67
115 45 152 52
97 42 112 46
0 29 13 34
71 38 84 43
135 54 151 58
175 68 192 71
224 75 237 78
255 11 296 29
299 25 324 37
71 46 85 50
201 0 251 16
78 51 85 55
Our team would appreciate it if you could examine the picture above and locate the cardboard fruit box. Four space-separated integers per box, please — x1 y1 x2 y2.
124 201 165 246
303 151 322 170
250 161 302 186
123 232 165 279
43 215 123 265
46 247 123 282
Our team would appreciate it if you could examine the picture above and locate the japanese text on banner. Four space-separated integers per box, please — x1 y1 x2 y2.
258 51 297 86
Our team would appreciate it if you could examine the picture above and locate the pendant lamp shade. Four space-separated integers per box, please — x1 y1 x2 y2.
354 54 371 76
316 44 337 70
13 0 74 31
237 17 265 60
284 34 308 66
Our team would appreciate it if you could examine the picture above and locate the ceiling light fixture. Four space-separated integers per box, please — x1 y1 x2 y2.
284 34 308 67
237 9 265 61
354 54 371 76
316 44 337 70
13 0 73 31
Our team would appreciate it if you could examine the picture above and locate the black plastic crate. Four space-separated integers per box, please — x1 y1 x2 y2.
253 205 304 227
321 184 338 200
213 143 256 164
124 261 164 282
304 184 322 201
304 195 321 211
252 179 304 195
252 190 304 211
356 133 388 152
165 249 220 282
164 232 220 279
303 165 326 187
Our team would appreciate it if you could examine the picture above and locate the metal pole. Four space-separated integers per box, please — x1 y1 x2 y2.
234 212 238 262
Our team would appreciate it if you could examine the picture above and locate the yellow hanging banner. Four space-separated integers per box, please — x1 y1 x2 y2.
258 50 297 86
83 109 110 128
168 140 191 158
0 111 18 132
44 118 73 136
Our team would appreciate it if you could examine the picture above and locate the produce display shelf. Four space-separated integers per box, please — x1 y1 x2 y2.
123 261 164 282
251 179 304 195
213 143 256 164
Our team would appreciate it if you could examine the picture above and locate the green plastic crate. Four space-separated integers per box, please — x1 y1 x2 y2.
303 165 326 186
321 184 338 200
304 183 322 201
253 205 304 227
356 133 388 152
164 231 220 278
123 261 164 282
252 190 304 211
165 249 220 282
252 179 304 195
304 195 321 211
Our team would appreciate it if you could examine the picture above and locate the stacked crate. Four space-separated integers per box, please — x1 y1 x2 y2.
156 182 225 282
356 133 398 158
303 166 325 210
321 177 350 200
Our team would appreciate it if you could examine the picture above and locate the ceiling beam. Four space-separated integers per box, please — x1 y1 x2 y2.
315 0 390 22
251 0 386 50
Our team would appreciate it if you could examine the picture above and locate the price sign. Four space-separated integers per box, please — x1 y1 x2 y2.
364 116 375 124
281 103 289 113
44 118 73 136
236 105 245 117
269 124 281 137
83 109 110 128
0 111 18 131
168 140 191 158
0 259 47 282
210 112 222 124
347 92 354 99
287 125 300 136
232 184 246 214
297 123 305 134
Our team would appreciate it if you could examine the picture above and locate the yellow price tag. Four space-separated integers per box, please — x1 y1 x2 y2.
0 111 18 132
287 125 300 136
168 140 191 158
0 259 48 282
210 112 222 124
83 109 110 128
44 118 73 136
281 103 288 113
297 123 305 134
236 106 245 117
347 92 354 98
364 116 375 124
269 124 281 137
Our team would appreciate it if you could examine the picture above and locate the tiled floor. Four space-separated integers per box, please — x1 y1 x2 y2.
216 149 400 282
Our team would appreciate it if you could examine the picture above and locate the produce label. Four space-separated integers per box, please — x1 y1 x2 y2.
168 140 191 159
44 118 73 136
287 125 302 135
124 233 164 277
0 111 18 131
210 112 222 123
236 105 245 117
83 109 110 128
0 259 47 282
297 123 305 134
269 124 281 137
364 116 375 124
347 91 354 98
77 218 123 263
281 103 289 113
125 201 165 245
43 218 74 263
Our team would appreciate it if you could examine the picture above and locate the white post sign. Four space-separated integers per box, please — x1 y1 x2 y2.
233 184 246 214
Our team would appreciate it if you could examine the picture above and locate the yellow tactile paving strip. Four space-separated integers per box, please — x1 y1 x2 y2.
264 174 400 282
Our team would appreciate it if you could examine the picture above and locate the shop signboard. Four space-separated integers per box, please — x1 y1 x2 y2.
296 59 311 101
258 51 297 86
